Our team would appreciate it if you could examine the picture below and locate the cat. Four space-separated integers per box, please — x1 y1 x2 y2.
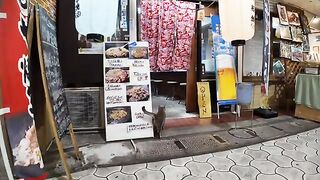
142 106 166 138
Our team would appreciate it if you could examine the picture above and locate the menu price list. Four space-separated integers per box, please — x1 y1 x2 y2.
104 42 153 141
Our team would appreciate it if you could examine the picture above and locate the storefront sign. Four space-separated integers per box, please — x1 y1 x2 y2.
197 82 212 118
37 5 71 138
104 41 153 141
0 0 45 178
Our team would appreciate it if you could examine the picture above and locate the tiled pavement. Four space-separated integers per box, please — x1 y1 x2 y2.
54 127 320 180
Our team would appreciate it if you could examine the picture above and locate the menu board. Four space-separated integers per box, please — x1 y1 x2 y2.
38 6 71 138
104 41 153 141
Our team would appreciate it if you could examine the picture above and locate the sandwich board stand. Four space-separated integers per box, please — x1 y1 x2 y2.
34 4 81 179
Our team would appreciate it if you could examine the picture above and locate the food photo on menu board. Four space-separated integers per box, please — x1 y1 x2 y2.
105 67 130 83
105 42 129 59
129 46 149 59
106 106 132 125
126 85 150 102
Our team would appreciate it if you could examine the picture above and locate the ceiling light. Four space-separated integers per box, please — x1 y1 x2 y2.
309 16 320 31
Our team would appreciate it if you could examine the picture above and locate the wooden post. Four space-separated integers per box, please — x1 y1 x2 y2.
44 99 72 179
68 124 81 160
186 19 199 112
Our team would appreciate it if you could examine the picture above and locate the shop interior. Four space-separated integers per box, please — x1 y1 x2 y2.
57 0 319 134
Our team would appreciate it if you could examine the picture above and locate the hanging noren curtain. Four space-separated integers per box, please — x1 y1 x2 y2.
140 0 196 72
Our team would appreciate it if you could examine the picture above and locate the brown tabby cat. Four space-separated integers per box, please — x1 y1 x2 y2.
142 106 166 138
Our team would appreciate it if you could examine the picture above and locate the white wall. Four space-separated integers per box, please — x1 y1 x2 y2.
243 20 264 76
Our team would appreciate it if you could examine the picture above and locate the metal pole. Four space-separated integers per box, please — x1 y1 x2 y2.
237 46 244 83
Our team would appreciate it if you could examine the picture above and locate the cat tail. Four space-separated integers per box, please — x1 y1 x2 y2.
142 106 155 117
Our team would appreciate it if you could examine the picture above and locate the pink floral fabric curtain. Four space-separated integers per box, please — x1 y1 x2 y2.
140 0 196 72
140 0 160 71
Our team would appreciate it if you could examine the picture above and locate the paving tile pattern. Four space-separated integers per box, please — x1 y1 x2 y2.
52 128 320 180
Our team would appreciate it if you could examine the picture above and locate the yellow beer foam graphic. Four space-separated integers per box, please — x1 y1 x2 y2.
216 54 237 101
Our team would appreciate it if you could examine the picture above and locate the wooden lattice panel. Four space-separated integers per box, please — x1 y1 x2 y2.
285 60 303 85
274 84 285 99
271 83 286 109
283 60 303 111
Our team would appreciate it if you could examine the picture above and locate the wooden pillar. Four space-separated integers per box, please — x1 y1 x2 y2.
186 24 198 112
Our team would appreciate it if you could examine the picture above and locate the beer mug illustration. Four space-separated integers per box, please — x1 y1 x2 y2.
216 54 237 101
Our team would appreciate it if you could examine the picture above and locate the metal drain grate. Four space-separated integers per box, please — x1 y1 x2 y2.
212 135 227 144
245 129 258 137
174 140 186 149
177 134 220 154
270 125 284 131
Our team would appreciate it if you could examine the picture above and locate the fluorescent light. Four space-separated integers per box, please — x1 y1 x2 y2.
309 16 320 31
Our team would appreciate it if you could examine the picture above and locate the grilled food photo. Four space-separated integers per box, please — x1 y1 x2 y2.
105 47 129 58
107 106 132 124
105 68 129 83
131 47 148 59
109 109 128 121
127 86 150 102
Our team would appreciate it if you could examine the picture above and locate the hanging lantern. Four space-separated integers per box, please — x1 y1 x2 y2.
219 0 255 46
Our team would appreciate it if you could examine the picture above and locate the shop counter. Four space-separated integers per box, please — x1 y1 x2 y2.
295 74 320 121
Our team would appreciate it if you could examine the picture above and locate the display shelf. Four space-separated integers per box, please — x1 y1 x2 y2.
300 61 320 67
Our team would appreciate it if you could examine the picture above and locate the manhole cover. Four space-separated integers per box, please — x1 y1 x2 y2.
177 134 219 153
228 128 258 139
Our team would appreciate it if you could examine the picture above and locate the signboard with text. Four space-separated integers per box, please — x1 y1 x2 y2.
38 5 71 138
0 0 46 178
104 41 153 141
197 82 212 118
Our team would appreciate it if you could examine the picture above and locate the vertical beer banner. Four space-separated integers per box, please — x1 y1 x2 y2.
261 0 271 95
211 16 237 101
0 0 46 178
